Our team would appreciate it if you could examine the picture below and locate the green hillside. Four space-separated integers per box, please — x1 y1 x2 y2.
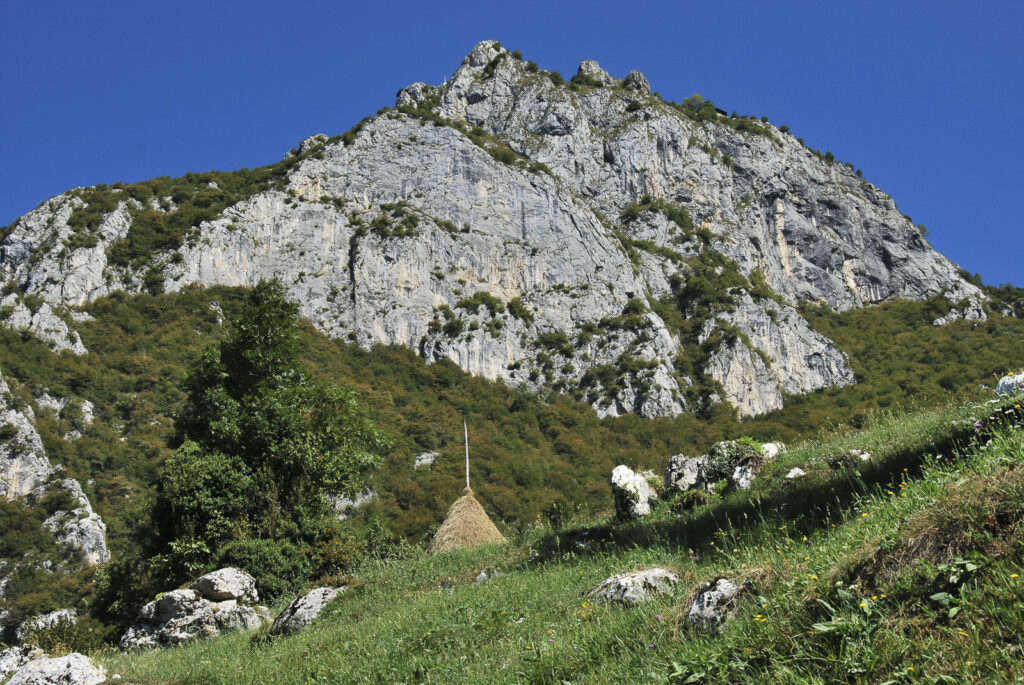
95 396 1024 683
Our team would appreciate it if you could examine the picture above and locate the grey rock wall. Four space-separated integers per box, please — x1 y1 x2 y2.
0 40 983 418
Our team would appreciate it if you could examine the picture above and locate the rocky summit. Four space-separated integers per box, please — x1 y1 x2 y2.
0 40 982 418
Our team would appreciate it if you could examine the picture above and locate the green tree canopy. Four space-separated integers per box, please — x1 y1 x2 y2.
151 280 389 589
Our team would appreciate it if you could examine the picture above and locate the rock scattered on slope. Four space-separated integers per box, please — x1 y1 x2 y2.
15 609 77 644
997 373 1024 396
4 652 106 685
589 569 679 606
665 440 769 495
120 570 271 651
414 451 438 469
785 467 807 480
270 586 345 636
0 295 87 355
687 578 742 631
190 567 258 604
761 442 787 460
611 465 654 519
0 645 45 681
119 589 217 650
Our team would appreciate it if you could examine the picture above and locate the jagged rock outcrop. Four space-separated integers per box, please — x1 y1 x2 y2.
588 568 678 606
270 586 344 636
119 589 218 650
1 371 52 500
0 40 984 418
665 440 767 494
40 479 110 565
15 609 77 643
0 294 87 355
121 569 270 650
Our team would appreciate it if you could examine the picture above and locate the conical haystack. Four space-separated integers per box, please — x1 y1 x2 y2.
427 487 506 554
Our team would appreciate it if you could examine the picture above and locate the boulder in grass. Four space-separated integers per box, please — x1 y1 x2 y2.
190 567 258 604
270 586 345 636
611 465 654 519
687 578 742 631
761 442 787 460
785 467 807 480
5 652 106 685
0 645 44 681
588 568 679 606
214 604 271 632
996 373 1024 396
119 589 217 651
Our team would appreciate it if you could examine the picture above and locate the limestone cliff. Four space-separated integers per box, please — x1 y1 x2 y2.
0 41 983 417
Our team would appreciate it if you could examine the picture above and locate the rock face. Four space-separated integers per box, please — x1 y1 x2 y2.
270 586 344 636
4 652 106 685
40 479 110 565
610 465 654 519
190 567 258 604
0 370 52 500
0 40 984 418
687 578 741 630
588 568 679 606
0 295 87 356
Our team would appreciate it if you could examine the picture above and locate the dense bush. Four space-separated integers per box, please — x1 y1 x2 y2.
214 539 312 603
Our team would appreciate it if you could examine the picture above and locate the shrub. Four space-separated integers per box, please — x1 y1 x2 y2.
671 489 712 514
214 539 312 603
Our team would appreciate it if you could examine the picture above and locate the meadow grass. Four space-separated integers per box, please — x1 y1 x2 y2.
96 397 1024 683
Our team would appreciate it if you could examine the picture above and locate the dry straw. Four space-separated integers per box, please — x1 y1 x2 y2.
426 420 506 554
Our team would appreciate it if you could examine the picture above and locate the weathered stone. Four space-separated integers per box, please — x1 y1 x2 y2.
16 609 77 643
850 449 872 462
414 451 438 469
213 604 270 632
997 373 1024 396
190 567 258 604
0 41 984 421
687 578 741 630
761 442 787 460
328 489 375 521
0 645 45 680
119 589 217 650
622 70 650 93
270 586 344 636
589 568 678 606
40 479 109 565
785 467 807 480
611 465 653 519
5 652 106 685
576 59 614 86
665 454 707 493
0 369 52 500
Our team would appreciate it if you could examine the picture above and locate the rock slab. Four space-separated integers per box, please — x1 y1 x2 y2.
190 567 258 604
4 652 106 685
589 568 679 606
687 578 741 630
270 586 344 635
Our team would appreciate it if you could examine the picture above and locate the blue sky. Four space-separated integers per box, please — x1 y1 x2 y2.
2 1 1021 285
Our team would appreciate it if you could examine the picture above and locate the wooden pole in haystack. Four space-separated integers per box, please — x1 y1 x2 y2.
426 419 506 555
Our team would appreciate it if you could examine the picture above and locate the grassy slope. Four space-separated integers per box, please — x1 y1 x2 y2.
1 287 1022 639
97 397 1024 683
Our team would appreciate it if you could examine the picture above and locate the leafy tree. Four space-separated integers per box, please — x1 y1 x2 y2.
151 280 389 586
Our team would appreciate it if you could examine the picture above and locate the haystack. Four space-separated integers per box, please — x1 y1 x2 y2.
426 487 506 554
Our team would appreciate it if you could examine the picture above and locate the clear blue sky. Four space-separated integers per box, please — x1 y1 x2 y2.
2 1 1021 286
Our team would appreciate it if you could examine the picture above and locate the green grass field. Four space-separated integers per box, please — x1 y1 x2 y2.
94 395 1024 683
